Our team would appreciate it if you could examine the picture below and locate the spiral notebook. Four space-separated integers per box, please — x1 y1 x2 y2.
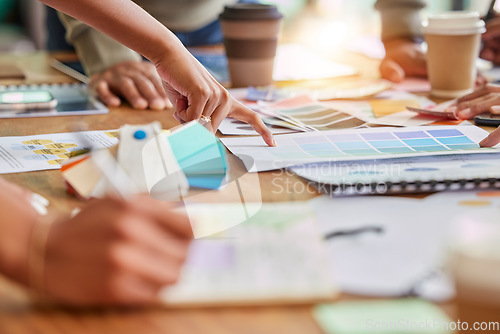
0 83 107 118
290 152 500 196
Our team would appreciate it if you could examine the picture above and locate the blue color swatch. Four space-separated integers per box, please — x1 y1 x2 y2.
269 128 481 160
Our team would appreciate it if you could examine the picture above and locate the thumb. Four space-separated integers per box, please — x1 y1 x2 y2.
380 58 405 83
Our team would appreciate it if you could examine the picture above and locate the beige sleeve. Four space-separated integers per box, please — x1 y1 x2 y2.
57 11 142 76
374 0 427 42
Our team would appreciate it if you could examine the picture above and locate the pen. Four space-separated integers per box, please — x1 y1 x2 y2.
324 226 384 240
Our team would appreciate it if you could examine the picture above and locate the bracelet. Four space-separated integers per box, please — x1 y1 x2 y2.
28 217 53 301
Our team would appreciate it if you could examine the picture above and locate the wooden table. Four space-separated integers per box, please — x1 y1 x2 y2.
0 52 455 334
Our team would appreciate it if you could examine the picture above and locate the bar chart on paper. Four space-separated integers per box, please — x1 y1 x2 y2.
221 126 496 171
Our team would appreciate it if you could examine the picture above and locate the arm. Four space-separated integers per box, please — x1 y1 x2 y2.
58 12 169 110
41 0 275 146
375 0 427 82
57 12 141 76
0 178 192 306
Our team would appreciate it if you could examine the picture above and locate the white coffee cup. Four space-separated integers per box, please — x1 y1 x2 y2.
449 224 500 332
423 12 485 98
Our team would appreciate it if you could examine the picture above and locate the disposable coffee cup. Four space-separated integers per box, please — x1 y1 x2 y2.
449 227 500 333
423 12 485 98
219 4 283 88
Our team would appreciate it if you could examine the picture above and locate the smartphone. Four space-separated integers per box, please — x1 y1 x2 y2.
0 91 58 111
474 113 500 127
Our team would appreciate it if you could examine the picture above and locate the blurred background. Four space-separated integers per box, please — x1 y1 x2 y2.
0 0 495 53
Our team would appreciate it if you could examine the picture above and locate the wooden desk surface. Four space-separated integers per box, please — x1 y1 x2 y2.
0 52 455 334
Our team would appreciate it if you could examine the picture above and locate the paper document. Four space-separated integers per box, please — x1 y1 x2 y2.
0 130 118 174
221 125 494 172
310 196 454 300
160 202 337 306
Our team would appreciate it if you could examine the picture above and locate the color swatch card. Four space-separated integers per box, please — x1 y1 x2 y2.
167 122 228 189
221 125 494 172
259 95 366 132
406 99 458 120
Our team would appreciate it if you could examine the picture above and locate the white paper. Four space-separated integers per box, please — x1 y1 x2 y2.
0 130 118 174
310 196 454 300
160 202 337 306
221 125 494 172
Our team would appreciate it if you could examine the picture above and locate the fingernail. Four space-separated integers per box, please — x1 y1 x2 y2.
108 98 120 107
272 138 277 147
479 138 489 147
173 112 181 122
150 99 165 110
457 108 471 119
491 106 500 114
133 99 147 109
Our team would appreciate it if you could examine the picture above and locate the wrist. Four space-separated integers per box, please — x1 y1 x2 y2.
145 29 186 68
0 212 39 286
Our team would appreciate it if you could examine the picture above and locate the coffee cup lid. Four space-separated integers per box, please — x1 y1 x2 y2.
422 11 485 35
219 4 283 21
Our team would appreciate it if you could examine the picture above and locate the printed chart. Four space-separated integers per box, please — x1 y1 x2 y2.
0 130 118 173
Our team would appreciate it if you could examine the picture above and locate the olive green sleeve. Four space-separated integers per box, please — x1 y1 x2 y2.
374 0 426 42
57 11 142 76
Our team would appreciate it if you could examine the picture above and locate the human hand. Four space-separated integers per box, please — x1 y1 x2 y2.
444 84 500 120
481 17 500 65
90 61 170 110
43 196 192 306
152 45 275 146
379 39 427 83
479 125 500 147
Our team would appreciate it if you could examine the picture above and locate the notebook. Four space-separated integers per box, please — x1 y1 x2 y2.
0 83 107 118
290 152 500 196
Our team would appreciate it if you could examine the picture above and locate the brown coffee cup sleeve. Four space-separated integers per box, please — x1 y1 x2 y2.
224 38 278 59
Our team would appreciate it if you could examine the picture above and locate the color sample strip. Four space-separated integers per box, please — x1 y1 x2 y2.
268 127 480 160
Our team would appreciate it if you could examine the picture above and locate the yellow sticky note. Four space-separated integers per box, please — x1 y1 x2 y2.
105 131 119 138
45 143 77 149
33 149 68 155
22 139 54 145
57 153 72 159
370 99 420 118
47 159 64 165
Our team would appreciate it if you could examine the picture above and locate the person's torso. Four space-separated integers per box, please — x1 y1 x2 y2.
136 0 238 31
